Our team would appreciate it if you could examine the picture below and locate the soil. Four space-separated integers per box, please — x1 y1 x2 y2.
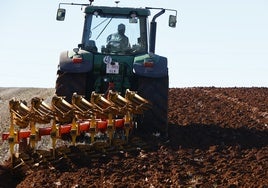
0 87 267 187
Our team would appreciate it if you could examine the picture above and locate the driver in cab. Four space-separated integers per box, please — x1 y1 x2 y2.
106 23 130 52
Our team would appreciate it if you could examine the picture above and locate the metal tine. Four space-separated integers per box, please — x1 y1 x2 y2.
125 89 152 113
9 99 33 128
107 90 129 113
108 90 128 107
31 97 55 123
31 97 54 114
9 99 31 119
52 95 73 111
91 91 119 115
51 95 74 122
72 93 95 118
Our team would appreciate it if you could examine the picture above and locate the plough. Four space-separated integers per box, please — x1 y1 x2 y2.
2 89 151 164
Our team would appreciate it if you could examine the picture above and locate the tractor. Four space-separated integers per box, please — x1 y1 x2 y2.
2 1 177 164
55 1 177 139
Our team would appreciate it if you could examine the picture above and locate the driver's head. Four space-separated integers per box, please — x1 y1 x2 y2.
118 23 125 35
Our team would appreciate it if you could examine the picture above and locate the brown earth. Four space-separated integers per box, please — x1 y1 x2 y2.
0 87 268 187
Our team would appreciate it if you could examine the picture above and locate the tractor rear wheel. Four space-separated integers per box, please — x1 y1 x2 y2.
55 71 89 103
136 76 169 139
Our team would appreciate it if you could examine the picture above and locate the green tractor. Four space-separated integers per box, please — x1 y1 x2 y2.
55 1 177 139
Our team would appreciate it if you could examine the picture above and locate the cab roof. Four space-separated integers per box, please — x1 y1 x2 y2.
84 6 151 17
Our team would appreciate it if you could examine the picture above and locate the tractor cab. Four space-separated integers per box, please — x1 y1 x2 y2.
57 4 177 55
81 6 149 55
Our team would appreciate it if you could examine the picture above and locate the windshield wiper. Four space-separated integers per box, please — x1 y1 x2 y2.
96 17 113 40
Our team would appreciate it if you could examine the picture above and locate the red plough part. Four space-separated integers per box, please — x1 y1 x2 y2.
2 120 125 142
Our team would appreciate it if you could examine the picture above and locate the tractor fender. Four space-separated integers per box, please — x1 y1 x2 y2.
58 50 93 73
133 54 168 78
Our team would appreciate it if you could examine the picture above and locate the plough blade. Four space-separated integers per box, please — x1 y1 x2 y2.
9 99 32 128
108 90 129 114
52 95 75 123
125 89 152 114
72 93 95 119
31 97 55 124
90 91 119 116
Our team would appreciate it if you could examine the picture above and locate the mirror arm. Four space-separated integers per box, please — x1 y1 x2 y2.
165 8 177 17
58 2 90 9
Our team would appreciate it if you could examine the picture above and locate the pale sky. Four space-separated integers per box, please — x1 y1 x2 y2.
0 0 267 88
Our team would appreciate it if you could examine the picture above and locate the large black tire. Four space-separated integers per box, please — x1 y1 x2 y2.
136 76 169 138
55 71 94 103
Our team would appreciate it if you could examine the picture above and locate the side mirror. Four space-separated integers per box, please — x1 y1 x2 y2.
56 8 66 21
169 15 177 28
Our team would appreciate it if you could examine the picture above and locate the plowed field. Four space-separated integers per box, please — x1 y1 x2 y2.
0 87 267 187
